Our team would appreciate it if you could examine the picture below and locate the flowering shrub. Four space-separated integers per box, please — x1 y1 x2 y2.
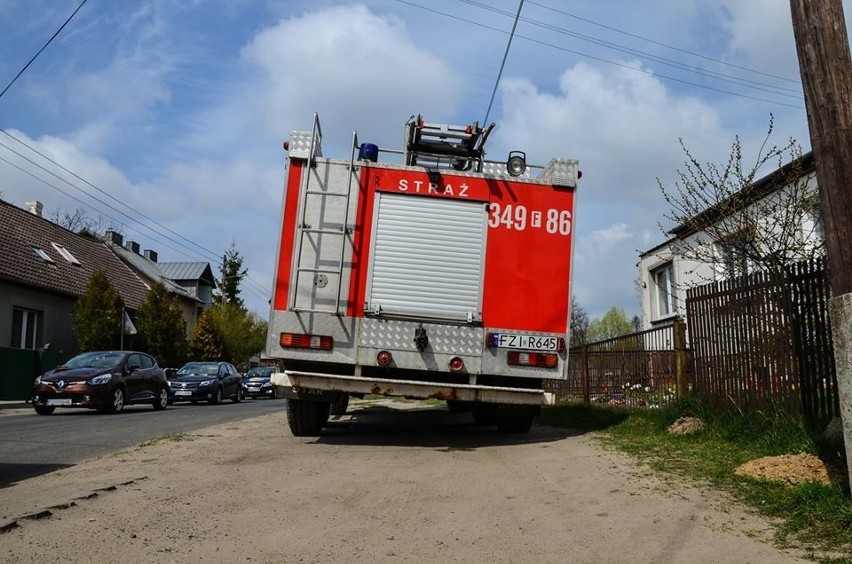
595 381 677 409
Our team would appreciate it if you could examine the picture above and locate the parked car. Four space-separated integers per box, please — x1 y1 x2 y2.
31 350 169 415
242 366 280 399
168 361 243 404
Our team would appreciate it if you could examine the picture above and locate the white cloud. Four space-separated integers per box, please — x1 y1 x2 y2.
716 0 800 78
493 60 725 208
0 1 827 321
234 5 462 150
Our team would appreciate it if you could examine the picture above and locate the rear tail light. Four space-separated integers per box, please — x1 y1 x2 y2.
376 350 393 366
279 332 333 350
507 351 558 368
448 357 465 372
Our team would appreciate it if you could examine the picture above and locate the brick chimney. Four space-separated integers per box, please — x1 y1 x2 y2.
144 249 158 263
25 201 43 217
125 240 140 254
105 230 124 246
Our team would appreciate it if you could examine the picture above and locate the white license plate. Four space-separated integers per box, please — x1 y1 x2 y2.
47 398 72 406
492 334 559 351
247 387 260 392
175 390 192 396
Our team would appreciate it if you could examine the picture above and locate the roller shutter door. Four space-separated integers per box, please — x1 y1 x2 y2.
366 193 486 322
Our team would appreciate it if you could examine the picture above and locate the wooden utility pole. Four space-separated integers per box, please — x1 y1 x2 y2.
790 0 852 495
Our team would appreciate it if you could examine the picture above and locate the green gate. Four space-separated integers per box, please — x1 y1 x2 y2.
0 347 64 400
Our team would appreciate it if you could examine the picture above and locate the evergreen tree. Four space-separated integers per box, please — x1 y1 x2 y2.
587 307 634 343
204 302 267 366
214 243 247 306
189 309 224 360
74 269 123 351
136 282 188 367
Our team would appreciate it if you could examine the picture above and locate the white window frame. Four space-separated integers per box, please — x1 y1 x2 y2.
31 245 55 263
650 262 675 320
11 307 42 349
714 231 754 279
51 242 81 265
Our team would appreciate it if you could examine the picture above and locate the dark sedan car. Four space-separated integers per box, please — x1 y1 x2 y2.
31 351 169 415
242 366 280 399
168 361 243 405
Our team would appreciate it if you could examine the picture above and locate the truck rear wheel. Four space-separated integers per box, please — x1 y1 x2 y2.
496 414 534 433
329 394 349 415
446 400 473 413
287 398 330 436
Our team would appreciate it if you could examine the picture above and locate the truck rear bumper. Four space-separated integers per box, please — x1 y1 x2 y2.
272 371 555 406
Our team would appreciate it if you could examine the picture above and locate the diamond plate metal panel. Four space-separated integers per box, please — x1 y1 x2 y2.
266 310 359 364
359 318 482 355
537 158 579 187
481 161 530 178
287 130 323 159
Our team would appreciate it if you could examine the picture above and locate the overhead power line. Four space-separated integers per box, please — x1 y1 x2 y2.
461 0 802 100
0 0 89 101
393 0 803 109
1 129 220 260
0 138 272 301
483 0 525 125
526 0 801 85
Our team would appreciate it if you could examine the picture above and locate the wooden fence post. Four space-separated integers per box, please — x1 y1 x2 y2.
581 344 590 406
673 319 688 400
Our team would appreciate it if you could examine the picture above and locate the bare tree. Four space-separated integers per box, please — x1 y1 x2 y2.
569 295 589 347
658 116 823 282
48 206 115 236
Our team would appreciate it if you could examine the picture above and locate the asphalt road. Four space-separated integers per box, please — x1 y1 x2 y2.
0 398 284 488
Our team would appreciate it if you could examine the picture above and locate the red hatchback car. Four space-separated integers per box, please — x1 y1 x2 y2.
31 350 169 415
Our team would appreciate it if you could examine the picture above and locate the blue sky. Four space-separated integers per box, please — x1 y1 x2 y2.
0 0 838 321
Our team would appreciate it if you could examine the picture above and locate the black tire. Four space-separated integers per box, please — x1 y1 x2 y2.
271 386 278 399
329 394 349 415
153 387 169 410
472 407 497 426
287 399 330 437
231 386 243 403
496 414 534 433
446 400 473 413
190 400 198 405
34 405 55 415
102 387 125 414
209 387 222 405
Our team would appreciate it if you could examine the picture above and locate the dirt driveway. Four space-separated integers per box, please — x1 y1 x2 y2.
2 401 807 563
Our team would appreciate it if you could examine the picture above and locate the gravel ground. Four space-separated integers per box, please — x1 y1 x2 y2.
1 400 810 563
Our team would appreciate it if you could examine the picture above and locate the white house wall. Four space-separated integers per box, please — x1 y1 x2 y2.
638 170 820 331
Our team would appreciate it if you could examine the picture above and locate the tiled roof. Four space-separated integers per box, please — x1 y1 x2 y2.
0 201 149 308
109 244 200 302
158 261 216 285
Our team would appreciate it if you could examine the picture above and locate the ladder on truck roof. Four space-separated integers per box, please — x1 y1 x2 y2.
290 113 358 315
403 115 494 172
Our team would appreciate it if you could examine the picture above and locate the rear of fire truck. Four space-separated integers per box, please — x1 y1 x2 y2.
267 114 579 436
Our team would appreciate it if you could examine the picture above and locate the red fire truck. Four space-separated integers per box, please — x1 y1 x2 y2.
268 114 579 435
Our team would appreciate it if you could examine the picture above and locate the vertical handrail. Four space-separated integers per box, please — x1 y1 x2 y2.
289 113 323 309
334 130 359 314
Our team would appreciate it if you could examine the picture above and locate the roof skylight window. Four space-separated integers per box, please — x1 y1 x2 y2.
31 246 55 263
51 242 81 265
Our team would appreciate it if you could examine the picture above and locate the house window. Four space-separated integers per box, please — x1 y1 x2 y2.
715 231 754 278
801 205 825 246
51 242 81 265
11 307 42 349
31 246 55 263
651 263 674 319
